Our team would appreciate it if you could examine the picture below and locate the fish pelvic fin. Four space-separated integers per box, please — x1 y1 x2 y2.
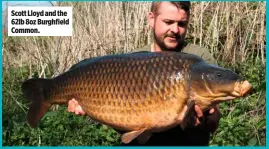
21 78 52 128
121 128 147 144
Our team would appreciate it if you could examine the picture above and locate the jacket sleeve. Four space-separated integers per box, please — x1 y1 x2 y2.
183 44 218 65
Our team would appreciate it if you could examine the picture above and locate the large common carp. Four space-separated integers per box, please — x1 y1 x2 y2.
21 51 252 144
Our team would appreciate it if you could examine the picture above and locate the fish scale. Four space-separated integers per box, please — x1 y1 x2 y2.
22 51 252 144
48 53 186 130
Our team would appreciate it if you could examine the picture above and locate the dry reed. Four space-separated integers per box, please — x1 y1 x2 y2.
2 2 265 76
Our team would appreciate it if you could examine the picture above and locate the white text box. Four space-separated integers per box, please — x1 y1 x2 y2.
8 7 72 36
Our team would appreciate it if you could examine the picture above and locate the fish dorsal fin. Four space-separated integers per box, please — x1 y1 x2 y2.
131 51 151 54
121 128 147 144
180 100 197 130
69 58 93 70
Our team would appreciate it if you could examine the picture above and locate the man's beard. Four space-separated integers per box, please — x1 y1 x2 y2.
153 31 185 52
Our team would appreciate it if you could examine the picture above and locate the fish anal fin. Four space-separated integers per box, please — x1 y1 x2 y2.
180 100 196 130
121 128 147 144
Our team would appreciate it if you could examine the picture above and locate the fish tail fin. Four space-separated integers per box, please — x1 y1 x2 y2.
21 78 52 128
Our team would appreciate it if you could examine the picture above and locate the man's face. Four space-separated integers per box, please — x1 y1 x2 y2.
149 2 189 51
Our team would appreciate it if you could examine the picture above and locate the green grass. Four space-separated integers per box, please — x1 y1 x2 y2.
210 58 266 146
2 58 265 146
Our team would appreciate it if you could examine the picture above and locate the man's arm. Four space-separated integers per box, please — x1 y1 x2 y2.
183 43 218 65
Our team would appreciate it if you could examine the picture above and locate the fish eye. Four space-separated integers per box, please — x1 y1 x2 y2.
216 72 222 78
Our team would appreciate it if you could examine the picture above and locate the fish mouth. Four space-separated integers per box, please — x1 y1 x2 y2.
211 80 252 104
232 80 252 97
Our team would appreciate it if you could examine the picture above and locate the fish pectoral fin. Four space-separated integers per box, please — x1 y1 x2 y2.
180 100 196 130
121 128 147 144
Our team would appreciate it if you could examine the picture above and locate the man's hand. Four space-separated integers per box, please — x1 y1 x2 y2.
193 104 221 133
68 99 86 115
194 105 215 126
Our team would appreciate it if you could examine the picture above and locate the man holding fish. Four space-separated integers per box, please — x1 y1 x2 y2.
68 1 220 146
22 1 252 146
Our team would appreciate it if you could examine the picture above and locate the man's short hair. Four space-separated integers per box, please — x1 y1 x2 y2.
151 1 191 15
